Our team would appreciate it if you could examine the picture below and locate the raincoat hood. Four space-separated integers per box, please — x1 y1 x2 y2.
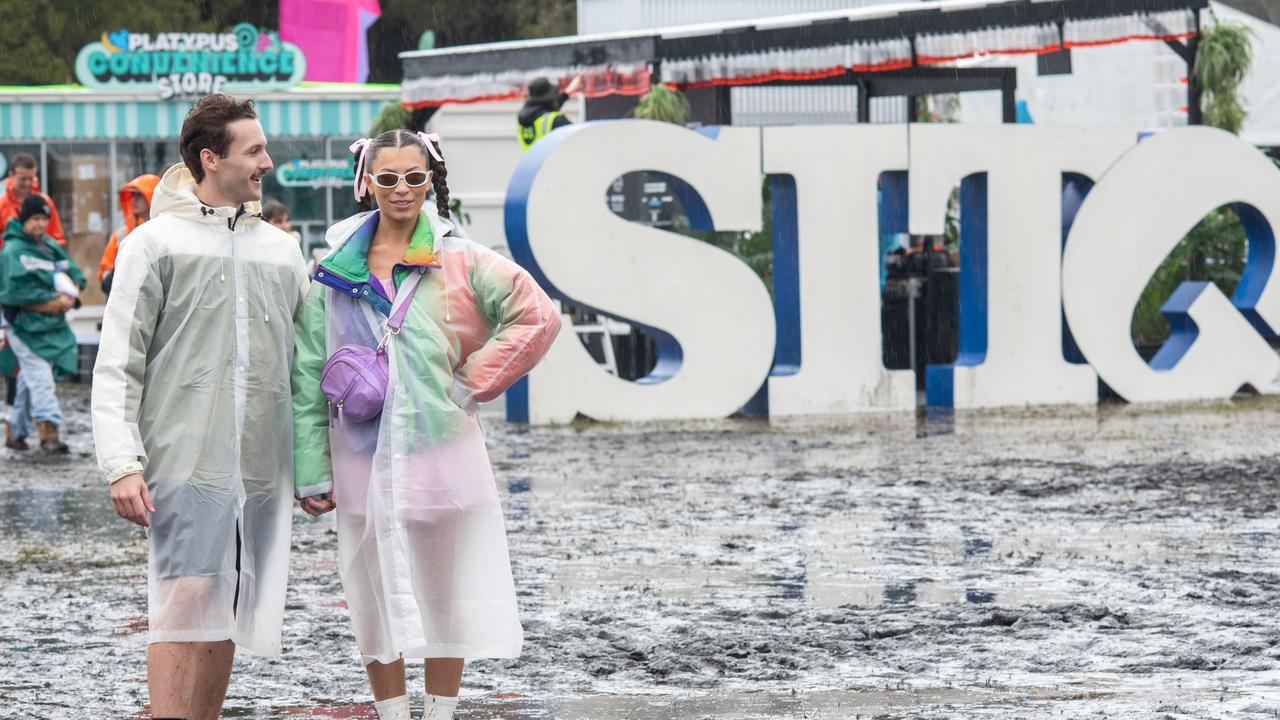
0 176 63 246
4 175 41 204
119 174 160 234
150 163 264 227
317 208 451 316
2 217 33 246
1 218 57 255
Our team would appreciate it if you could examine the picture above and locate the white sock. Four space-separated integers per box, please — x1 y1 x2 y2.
424 693 459 720
373 694 412 720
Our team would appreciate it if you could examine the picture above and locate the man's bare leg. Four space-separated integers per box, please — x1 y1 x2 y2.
188 640 235 720
148 640 235 720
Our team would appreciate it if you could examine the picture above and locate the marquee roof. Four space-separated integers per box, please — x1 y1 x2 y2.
399 0 1207 108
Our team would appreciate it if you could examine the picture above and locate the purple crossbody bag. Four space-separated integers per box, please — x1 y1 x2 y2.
320 270 424 423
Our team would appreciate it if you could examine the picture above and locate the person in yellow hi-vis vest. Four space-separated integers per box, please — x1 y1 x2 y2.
517 74 583 152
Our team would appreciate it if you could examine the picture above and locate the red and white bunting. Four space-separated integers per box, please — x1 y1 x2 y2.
399 10 1202 109
662 39 914 90
402 62 651 109
1064 9 1196 48
917 23 1061 64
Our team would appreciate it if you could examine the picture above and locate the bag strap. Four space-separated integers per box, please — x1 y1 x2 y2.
377 269 425 349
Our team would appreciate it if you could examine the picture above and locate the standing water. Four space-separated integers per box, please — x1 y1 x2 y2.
3 385 1280 718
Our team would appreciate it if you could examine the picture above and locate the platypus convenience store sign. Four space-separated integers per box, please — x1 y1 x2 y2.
505 122 1280 423
75 23 306 99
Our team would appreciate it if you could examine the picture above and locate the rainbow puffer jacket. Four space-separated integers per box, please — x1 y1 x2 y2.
291 207 561 498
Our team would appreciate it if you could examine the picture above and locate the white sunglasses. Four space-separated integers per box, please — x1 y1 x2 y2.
366 170 431 189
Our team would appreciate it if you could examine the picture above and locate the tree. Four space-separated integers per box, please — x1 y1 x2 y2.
366 0 576 83
1195 16 1253 133
0 0 575 86
632 84 690 125
0 0 277 85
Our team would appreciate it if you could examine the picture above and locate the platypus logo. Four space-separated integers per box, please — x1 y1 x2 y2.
101 30 129 53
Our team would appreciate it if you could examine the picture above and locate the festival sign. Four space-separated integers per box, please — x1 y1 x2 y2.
505 121 1280 423
75 23 307 99
276 159 355 189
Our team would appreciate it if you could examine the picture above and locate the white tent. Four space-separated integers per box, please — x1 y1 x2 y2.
956 3 1280 146
1229 2 1280 146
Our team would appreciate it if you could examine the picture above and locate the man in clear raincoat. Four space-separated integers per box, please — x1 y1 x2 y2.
92 95 309 720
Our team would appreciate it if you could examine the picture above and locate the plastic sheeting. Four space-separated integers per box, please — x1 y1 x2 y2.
92 164 310 655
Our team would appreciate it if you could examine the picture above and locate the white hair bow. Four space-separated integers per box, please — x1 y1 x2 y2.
418 132 445 163
349 137 373 202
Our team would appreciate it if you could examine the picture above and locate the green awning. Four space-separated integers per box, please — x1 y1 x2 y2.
0 86 398 141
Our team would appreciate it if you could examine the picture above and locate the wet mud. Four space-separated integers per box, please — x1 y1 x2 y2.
4 385 1280 718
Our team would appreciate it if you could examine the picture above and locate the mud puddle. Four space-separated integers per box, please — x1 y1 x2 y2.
4 385 1280 718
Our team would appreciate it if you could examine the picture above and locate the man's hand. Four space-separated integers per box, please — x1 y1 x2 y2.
56 295 75 313
299 494 336 517
110 473 155 527
564 74 584 96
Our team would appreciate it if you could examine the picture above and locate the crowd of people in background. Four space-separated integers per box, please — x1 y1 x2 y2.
0 65 586 458
0 152 300 455
0 153 65 246
0 193 83 453
0 154 75 452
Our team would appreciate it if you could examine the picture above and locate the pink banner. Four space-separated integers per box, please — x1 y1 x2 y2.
280 0 381 83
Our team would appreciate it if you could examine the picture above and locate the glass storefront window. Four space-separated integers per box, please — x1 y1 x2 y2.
260 138 328 255
116 141 181 190
45 143 113 303
328 136 364 224
46 143 113 239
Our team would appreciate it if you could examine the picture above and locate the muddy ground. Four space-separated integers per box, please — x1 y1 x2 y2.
3 384 1280 718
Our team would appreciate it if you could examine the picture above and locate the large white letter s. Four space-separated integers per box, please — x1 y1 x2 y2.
505 121 776 423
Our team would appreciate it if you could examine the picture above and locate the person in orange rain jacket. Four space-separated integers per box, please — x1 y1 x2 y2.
97 174 160 296
0 153 65 249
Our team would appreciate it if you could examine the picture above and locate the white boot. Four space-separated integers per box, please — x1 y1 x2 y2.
373 694 412 720
423 693 459 720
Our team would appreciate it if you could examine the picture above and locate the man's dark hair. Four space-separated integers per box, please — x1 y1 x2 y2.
10 153 36 171
179 94 258 183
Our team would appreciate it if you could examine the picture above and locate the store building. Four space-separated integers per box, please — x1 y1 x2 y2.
0 22 398 307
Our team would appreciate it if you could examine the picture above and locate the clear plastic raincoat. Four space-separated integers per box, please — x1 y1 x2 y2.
91 164 309 655
292 208 560 663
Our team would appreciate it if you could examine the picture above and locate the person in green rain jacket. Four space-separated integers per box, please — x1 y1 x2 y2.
0 194 85 453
